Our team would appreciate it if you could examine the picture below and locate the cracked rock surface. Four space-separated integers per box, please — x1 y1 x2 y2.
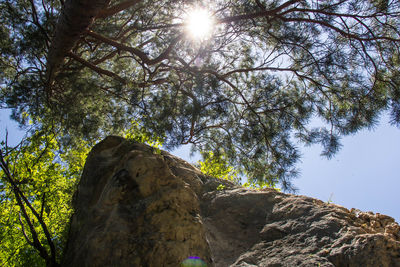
62 136 400 266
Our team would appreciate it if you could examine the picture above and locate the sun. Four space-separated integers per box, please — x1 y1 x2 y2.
185 8 214 40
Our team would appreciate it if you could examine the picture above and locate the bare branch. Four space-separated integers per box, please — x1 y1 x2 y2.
97 0 142 19
277 16 399 42
0 150 59 266
28 0 50 47
18 212 34 247
67 52 126 83
92 50 119 65
86 30 182 65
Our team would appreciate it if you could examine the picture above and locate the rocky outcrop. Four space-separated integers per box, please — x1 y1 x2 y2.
203 189 400 266
62 136 400 266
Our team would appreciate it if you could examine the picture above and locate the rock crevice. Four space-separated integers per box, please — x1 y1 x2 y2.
62 137 400 266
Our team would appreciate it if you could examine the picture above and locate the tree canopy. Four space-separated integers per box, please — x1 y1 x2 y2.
0 129 89 266
1 0 400 190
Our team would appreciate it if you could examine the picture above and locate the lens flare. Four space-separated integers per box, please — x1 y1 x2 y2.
181 256 207 267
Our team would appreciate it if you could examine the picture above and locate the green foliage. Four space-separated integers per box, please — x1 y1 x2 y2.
198 151 280 191
0 129 91 266
0 3 397 265
216 184 226 191
1 0 400 191
0 116 166 266
7 0 400 263
197 151 239 184
242 180 281 192
123 120 164 149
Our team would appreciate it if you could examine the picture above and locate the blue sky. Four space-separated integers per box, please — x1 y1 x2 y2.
296 116 400 223
174 114 400 223
1 109 399 222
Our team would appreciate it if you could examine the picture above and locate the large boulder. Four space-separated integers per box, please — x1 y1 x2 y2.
62 136 400 266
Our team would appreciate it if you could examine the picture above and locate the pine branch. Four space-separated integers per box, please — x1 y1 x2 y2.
67 52 126 83
219 0 302 24
97 0 142 19
86 30 181 65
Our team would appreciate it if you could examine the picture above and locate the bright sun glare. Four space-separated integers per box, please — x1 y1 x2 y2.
186 8 214 40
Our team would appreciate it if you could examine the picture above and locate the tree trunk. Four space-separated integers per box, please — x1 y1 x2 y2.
46 0 111 88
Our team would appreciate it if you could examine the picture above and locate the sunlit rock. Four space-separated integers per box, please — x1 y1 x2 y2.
62 136 400 266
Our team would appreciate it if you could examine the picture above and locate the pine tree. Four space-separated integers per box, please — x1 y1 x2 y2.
1 0 400 190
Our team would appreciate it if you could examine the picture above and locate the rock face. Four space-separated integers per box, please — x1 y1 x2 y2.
62 136 400 266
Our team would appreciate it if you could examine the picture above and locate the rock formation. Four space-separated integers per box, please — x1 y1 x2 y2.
62 136 400 266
